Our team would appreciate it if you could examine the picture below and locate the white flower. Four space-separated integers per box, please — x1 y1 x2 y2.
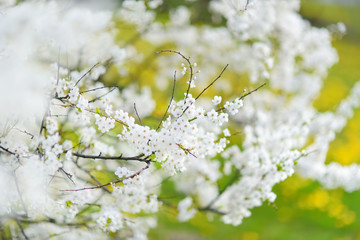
97 206 124 232
69 87 79 103
115 167 133 178
212 96 222 105
177 197 197 222
45 117 58 135
95 115 115 133
76 95 88 111
223 128 231 137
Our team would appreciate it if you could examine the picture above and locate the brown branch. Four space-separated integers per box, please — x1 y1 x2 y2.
238 82 266 100
0 145 17 155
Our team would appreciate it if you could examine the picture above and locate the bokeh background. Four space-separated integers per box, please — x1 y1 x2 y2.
142 1 360 239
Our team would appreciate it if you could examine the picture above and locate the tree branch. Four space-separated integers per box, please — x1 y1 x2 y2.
195 64 229 101
61 160 151 192
181 64 229 117
72 152 150 162
217 82 267 112
15 219 29 240
74 62 99 87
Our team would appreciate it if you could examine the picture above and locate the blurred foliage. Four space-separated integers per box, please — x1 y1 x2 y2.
146 1 360 239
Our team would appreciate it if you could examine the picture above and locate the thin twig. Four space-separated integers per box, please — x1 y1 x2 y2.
39 115 46 135
13 128 34 139
238 82 266 100
198 207 226 215
49 114 68 117
13 171 28 216
0 145 16 155
155 50 194 105
74 62 99 87
64 142 83 154
58 168 75 185
80 85 117 94
176 144 197 158
61 160 151 192
134 103 143 126
72 152 150 162
217 82 267 112
156 71 177 131
88 87 116 103
15 219 29 240
73 160 111 193
180 64 229 117
195 64 229 101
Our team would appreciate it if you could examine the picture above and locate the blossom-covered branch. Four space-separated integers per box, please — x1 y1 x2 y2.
0 0 359 239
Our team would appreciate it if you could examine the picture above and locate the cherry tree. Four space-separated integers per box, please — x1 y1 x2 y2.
0 0 359 239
